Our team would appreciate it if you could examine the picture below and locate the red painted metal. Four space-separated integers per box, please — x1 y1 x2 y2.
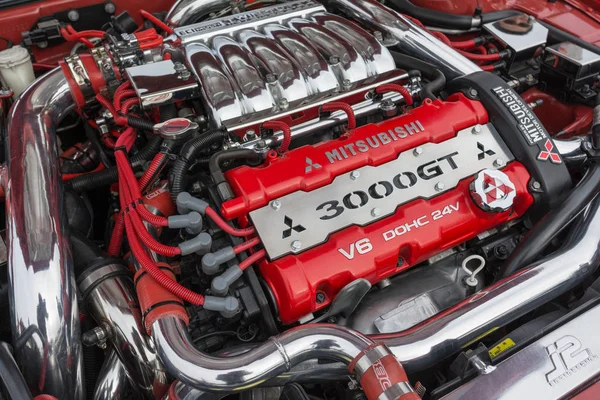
520 88 593 138
261 162 532 324
0 0 175 65
222 94 489 220
410 0 600 47
224 96 533 324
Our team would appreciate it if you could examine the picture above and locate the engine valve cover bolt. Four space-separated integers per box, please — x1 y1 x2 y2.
493 159 505 168
68 9 80 22
371 207 382 217
270 200 281 211
435 182 445 191
279 98 289 110
413 147 423 156
328 55 340 65
472 124 483 134
373 31 384 43
291 240 302 251
342 79 352 90
350 170 360 180
316 292 326 303
531 181 542 190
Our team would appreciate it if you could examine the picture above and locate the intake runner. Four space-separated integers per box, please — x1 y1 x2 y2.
223 94 534 324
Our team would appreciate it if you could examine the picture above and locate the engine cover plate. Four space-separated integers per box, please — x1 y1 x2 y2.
251 124 514 259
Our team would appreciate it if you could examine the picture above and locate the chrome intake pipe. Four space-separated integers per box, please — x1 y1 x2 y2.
166 0 228 27
5 68 85 399
154 195 600 392
325 0 480 79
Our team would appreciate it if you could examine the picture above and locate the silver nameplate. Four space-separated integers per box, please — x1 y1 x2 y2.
174 0 325 43
250 124 514 259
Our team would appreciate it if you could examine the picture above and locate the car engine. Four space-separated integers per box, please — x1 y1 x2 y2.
0 0 600 399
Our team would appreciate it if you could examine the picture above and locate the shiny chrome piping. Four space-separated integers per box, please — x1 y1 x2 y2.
555 137 588 168
93 350 130 400
166 0 227 27
6 68 84 399
154 196 600 392
325 0 480 79
153 316 371 392
78 262 168 399
376 195 600 372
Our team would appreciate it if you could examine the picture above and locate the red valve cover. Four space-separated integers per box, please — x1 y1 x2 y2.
224 94 534 324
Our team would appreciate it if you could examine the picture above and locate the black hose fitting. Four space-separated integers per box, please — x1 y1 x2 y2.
209 148 262 201
389 51 445 100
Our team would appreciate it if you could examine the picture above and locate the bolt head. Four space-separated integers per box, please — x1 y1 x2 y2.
270 200 281 211
104 2 116 14
329 55 340 64
472 124 483 134
291 240 302 251
279 98 289 110
532 181 542 190
316 292 326 303
342 79 352 89
68 10 80 22
413 147 423 156
350 170 360 180
435 182 445 191
371 207 381 217
493 159 505 168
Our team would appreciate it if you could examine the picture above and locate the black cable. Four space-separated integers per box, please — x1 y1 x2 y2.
70 135 163 192
84 121 113 168
169 129 227 201
389 51 445 100
496 163 600 280
0 343 33 400
385 0 522 30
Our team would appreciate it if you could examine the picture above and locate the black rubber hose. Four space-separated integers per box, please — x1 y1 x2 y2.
0 342 33 400
209 148 262 186
159 104 178 121
385 0 522 30
169 129 227 201
84 121 113 168
592 92 600 150
538 21 600 56
496 163 600 280
70 135 163 192
389 51 445 100
127 116 155 131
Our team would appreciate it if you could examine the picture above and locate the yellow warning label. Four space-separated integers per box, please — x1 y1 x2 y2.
489 338 516 358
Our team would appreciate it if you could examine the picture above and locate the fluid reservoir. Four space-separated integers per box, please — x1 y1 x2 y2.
0 46 35 98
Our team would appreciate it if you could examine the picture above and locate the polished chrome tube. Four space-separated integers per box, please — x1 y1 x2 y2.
166 0 228 27
93 350 130 400
153 317 371 392
376 196 600 372
79 262 168 399
154 197 600 391
6 68 84 399
326 0 480 79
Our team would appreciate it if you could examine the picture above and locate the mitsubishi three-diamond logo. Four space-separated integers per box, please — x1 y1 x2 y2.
282 216 306 239
305 157 322 174
538 139 562 164
477 142 496 160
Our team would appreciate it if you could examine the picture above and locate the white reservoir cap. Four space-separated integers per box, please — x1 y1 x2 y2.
0 46 35 98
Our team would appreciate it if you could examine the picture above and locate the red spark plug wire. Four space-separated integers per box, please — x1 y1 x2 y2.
321 102 357 130
233 237 262 254
375 83 414 106
205 207 256 237
139 152 168 192
239 249 266 271
262 121 292 153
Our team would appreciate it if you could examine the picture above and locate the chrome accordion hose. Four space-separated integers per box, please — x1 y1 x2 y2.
6 68 85 398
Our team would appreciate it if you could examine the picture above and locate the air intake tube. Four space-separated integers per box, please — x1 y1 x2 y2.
5 68 85 398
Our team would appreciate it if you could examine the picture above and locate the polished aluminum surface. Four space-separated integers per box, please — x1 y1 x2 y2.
326 0 480 79
442 303 600 400
377 196 600 372
177 0 395 127
237 72 410 148
250 124 513 259
6 68 84 399
166 0 228 28
554 137 587 168
82 263 168 399
153 316 371 392
127 60 199 108
93 350 130 400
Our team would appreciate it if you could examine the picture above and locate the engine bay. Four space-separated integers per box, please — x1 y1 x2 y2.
0 0 599 399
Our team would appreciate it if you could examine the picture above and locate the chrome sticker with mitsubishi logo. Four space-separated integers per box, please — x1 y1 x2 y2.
251 124 514 259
